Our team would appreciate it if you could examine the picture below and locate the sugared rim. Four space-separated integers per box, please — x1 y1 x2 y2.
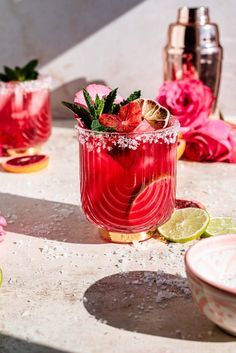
75 116 180 136
185 234 236 296
0 74 51 92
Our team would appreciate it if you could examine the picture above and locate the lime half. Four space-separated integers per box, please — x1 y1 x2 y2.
203 217 236 237
158 208 210 243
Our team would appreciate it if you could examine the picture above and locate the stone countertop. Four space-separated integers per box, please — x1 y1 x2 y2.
0 127 236 353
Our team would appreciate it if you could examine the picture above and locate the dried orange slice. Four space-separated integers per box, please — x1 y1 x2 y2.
1 155 49 173
177 139 186 160
135 99 170 129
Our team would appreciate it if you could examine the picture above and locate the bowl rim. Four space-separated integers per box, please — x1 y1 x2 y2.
185 234 236 296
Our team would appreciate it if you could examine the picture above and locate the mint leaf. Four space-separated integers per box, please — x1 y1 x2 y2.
111 103 120 114
91 119 115 132
62 101 92 128
121 90 141 106
4 66 18 81
94 94 105 118
23 59 38 74
0 73 8 82
0 59 39 82
15 67 26 81
83 89 96 118
26 71 38 80
103 88 118 113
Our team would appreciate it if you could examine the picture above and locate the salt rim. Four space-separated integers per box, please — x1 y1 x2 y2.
0 74 51 93
76 117 180 152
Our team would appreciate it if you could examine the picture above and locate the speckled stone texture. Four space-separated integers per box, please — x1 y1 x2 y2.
0 127 236 353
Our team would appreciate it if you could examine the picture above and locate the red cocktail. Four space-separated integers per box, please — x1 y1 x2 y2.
78 117 179 243
0 75 51 155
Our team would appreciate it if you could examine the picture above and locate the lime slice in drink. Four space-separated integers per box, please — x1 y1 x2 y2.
158 208 210 243
203 217 236 237
0 268 2 287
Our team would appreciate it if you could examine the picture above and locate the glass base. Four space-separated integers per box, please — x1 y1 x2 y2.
4 146 41 157
99 228 154 244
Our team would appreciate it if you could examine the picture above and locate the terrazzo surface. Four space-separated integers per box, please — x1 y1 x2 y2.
0 127 235 353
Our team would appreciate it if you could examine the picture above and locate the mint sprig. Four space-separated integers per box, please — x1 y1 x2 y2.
62 88 142 132
62 101 92 128
121 90 141 106
103 88 118 113
0 59 39 82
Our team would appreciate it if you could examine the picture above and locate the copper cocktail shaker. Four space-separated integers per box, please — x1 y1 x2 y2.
163 7 223 110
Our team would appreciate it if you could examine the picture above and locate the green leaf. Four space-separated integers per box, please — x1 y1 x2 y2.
111 103 120 114
103 88 118 113
4 66 18 81
25 70 39 80
91 119 115 132
62 101 93 128
15 66 26 81
121 90 141 106
0 73 8 82
94 94 105 118
23 59 38 74
83 89 96 118
0 59 39 82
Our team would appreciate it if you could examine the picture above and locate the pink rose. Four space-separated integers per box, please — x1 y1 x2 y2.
0 215 7 241
156 79 214 130
74 84 123 108
183 120 236 163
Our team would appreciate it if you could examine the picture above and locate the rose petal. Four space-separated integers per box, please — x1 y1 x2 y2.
183 124 233 162
74 84 123 107
156 79 214 129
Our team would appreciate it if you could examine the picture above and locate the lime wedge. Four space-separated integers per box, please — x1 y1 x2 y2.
0 268 2 287
203 217 236 237
158 208 210 243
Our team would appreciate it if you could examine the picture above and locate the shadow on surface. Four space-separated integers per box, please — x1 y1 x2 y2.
0 0 144 67
0 334 71 353
84 271 235 342
52 78 107 120
0 193 104 244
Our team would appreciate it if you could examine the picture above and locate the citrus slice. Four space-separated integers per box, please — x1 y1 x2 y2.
128 176 174 228
0 268 2 287
203 217 236 237
99 101 142 132
135 99 170 129
177 139 186 160
175 199 206 210
2 155 49 173
158 208 210 243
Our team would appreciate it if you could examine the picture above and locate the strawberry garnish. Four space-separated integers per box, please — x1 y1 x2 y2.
99 101 142 132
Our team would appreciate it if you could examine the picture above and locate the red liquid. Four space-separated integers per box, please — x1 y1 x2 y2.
0 85 51 152
80 135 177 233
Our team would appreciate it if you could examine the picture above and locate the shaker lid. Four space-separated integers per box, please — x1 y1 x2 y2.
177 7 210 25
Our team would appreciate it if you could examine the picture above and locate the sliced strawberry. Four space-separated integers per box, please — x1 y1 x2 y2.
99 101 142 132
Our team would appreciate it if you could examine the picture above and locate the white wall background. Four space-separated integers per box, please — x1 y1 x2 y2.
1 0 235 118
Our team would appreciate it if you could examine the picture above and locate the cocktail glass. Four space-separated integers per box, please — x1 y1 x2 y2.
0 75 52 156
77 117 180 243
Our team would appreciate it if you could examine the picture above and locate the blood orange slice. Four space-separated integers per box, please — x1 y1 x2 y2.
175 199 206 210
128 176 174 228
177 139 186 160
2 155 49 173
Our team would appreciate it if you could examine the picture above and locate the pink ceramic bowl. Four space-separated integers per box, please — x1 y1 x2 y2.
185 234 236 336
